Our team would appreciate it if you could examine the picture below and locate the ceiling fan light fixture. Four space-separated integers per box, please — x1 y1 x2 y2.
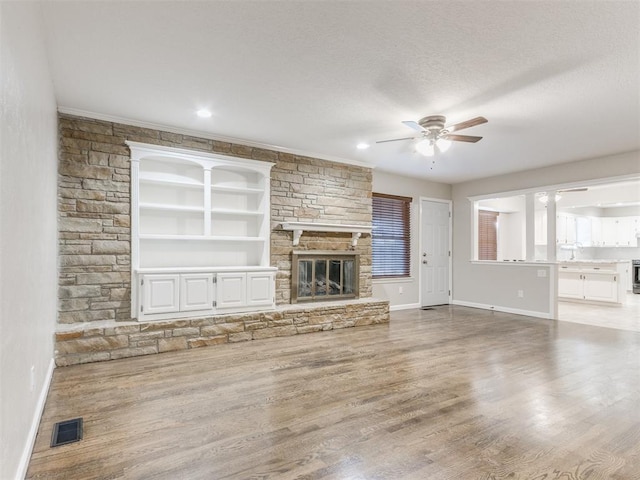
436 138 451 152
416 139 435 156
539 194 562 204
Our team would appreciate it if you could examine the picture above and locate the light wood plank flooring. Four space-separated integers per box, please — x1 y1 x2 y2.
559 293 640 333
27 306 640 479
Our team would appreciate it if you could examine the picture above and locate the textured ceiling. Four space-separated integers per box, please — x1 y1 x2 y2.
41 1 640 183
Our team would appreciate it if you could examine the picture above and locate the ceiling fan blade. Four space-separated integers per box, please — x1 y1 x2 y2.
446 116 488 132
402 121 426 132
375 136 417 144
442 134 483 143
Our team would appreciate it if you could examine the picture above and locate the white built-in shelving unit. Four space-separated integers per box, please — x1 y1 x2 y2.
128 142 276 321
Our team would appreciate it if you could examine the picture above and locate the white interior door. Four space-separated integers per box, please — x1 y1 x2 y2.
421 199 451 307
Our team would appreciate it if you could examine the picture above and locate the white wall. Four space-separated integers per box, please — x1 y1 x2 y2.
0 3 58 478
452 150 640 317
372 169 451 309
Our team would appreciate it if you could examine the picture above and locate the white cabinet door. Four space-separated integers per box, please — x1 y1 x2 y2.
601 218 618 246
556 214 567 244
617 217 634 247
583 273 618 303
180 274 214 311
558 271 583 299
565 215 577 244
142 274 180 315
216 272 246 309
575 216 591 246
247 272 274 307
591 217 602 246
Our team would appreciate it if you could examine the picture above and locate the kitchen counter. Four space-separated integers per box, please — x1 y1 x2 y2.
558 261 627 304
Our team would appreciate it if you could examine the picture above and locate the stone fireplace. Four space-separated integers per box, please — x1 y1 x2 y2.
54 113 389 367
291 251 359 303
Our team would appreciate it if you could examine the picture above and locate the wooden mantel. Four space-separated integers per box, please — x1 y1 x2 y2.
280 222 372 247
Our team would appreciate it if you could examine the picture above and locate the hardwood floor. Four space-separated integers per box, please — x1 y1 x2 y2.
27 306 640 479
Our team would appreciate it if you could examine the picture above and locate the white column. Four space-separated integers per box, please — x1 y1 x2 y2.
525 193 535 261
546 191 557 262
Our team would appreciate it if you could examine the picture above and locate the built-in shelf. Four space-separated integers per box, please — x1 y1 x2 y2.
280 221 373 247
139 234 266 242
139 203 204 213
211 184 264 194
139 174 203 189
210 208 263 216
129 141 276 321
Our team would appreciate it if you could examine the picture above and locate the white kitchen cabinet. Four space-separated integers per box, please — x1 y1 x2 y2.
575 216 592 246
556 213 577 245
557 269 583 299
180 274 214 312
558 262 624 304
616 217 635 247
142 274 180 315
582 272 618 303
600 217 619 246
591 217 602 246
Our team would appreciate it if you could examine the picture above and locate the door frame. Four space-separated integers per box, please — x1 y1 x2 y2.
419 197 453 307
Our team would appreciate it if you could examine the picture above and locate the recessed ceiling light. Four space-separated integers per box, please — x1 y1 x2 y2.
356 143 370 150
196 109 212 118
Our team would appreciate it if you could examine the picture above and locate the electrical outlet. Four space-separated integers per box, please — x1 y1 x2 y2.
537 269 547 278
398 286 404 294
517 290 524 298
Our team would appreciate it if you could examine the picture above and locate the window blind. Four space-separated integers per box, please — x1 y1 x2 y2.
372 193 412 278
478 210 499 260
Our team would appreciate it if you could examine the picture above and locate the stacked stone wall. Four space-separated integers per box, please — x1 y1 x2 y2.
58 113 373 324
55 299 389 366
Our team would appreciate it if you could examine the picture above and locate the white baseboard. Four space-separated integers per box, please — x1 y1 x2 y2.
452 300 553 320
16 358 54 480
389 302 421 312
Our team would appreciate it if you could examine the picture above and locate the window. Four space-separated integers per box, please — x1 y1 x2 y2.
478 210 499 260
372 193 412 278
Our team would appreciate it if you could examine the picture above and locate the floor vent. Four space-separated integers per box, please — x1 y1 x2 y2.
51 418 83 447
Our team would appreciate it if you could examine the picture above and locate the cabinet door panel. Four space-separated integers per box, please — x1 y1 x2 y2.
583 273 618 303
142 274 180 315
601 218 618 246
247 272 274 306
217 273 246 309
180 274 214 311
558 271 583 299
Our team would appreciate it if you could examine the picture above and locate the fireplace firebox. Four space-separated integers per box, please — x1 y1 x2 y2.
291 251 359 303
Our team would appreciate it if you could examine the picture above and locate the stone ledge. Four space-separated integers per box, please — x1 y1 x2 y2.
54 299 390 367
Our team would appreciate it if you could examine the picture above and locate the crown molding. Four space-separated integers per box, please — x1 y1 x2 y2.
57 107 374 170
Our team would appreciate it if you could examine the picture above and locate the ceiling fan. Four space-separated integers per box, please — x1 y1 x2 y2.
377 115 488 157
